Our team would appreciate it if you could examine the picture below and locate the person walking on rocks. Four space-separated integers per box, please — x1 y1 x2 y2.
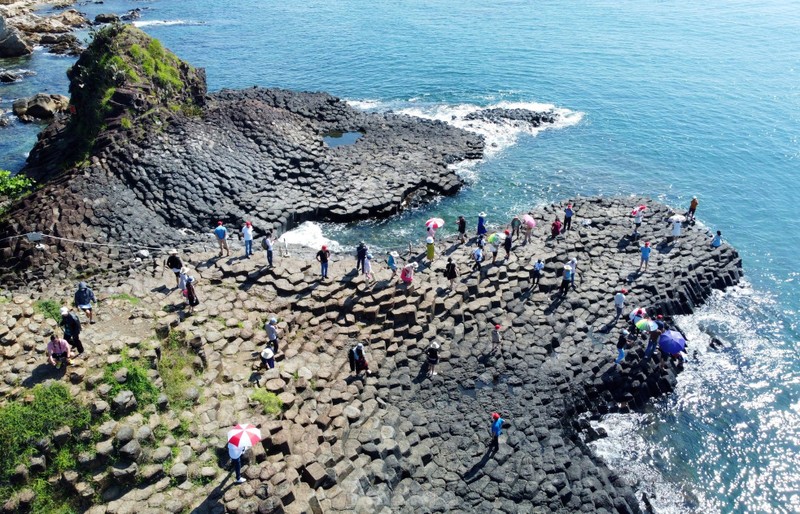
615 329 631 365
74 281 97 323
670 219 682 243
510 215 522 238
559 265 573 295
47 334 72 369
261 232 274 267
522 217 533 245
265 318 280 353
457 215 467 244
316 245 330 279
531 259 544 289
214 221 230 257
613 289 627 322
356 241 368 272
550 217 562 239
632 210 644 238
639 241 652 272
711 230 723 248
688 196 699 220
426 342 440 377
387 251 399 279
260 346 275 370
477 212 488 237
165 249 183 288
60 306 84 355
228 443 246 484
472 246 484 272
488 241 499 265
489 412 504 453
426 237 435 262
490 324 503 353
503 230 512 260
445 257 459 289
185 275 199 313
568 257 577 285
363 253 375 282
349 343 371 376
563 204 575 231
242 221 254 258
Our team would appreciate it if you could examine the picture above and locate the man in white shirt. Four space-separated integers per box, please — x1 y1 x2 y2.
242 221 254 258
228 443 246 484
613 289 627 321
531 259 544 289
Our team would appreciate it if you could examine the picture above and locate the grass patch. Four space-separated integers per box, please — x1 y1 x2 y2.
110 292 140 305
158 332 197 412
120 117 132 130
0 169 35 199
250 390 283 417
102 349 159 410
33 299 62 323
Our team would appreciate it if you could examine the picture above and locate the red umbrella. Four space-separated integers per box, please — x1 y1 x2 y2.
227 424 262 451
631 205 647 216
426 218 445 229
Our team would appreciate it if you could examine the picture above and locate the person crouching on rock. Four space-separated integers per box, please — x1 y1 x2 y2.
489 412 504 453
47 334 72 369
426 342 440 377
400 262 417 286
165 249 183 288
349 343 370 376
260 346 275 370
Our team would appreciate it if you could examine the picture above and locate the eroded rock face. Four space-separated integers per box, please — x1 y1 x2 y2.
0 16 31 57
12 93 69 121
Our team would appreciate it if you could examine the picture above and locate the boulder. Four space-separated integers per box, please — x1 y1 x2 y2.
119 440 142 462
0 17 31 58
111 390 137 415
94 14 120 25
12 93 70 122
0 71 19 83
110 461 138 484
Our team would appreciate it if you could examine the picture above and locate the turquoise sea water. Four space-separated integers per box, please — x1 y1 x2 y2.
1 1 798 512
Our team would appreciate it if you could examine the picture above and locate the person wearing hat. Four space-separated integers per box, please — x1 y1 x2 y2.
47 333 73 369
242 221 254 258
355 241 368 273
559 265 573 295
564 204 575 231
316 245 330 279
639 241 652 271
503 230 512 260
670 218 682 243
213 221 229 257
426 236 435 262
260 345 275 370
386 251 399 279
165 249 183 287
74 281 97 324
477 212 488 236
632 209 644 238
426 342 440 377
184 274 199 312
457 215 467 244
568 257 577 285
59 306 84 354
363 253 374 282
615 329 631 364
489 412 504 453
400 262 417 285
688 196 699 220
265 318 280 353
613 289 627 321
178 266 190 292
491 324 502 353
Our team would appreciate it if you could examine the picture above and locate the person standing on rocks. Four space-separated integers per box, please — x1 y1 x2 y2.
613 289 627 322
522 217 533 245
228 443 246 484
490 324 503 353
214 221 230 257
711 230 723 248
489 412 504 453
60 306 84 355
426 342 440 377
639 241 652 272
316 245 330 279
632 210 644 238
488 241 499 265
242 221 254 258
261 232 274 267
185 275 199 313
615 329 631 364
74 281 97 323
400 262 417 286
265 318 280 353
670 219 682 243
47 334 72 369
363 253 375 282
688 196 699 220
445 257 459 289
563 204 575 231
531 258 544 289
472 246 484 272
356 241 368 273
568 257 577 285
165 249 183 288
387 251 399 279
457 215 467 244
510 215 522 238
426 237 435 262
503 230 512 260
559 265 573 295
550 217 562 239
477 212 488 237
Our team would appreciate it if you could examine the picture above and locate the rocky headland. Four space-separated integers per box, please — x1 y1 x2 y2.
0 197 742 513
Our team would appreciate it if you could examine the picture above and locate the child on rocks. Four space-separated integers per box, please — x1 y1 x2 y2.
387 251 399 279
491 324 502 353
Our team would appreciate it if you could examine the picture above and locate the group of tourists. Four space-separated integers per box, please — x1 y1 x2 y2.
46 282 95 369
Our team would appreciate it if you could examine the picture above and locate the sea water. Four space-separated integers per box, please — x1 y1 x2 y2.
1 1 798 512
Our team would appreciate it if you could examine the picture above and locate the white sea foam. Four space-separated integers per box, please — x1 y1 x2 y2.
133 20 204 28
277 221 342 252
345 99 383 111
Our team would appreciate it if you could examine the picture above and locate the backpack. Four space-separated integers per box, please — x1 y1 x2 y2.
261 238 269 250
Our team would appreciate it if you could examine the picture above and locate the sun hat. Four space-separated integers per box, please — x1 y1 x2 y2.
479 212 487 217
494 324 501 330
60 306 69 315
269 318 277 325
389 251 399 257
356 343 363 349
431 342 440 349
366 253 373 259
492 412 500 420
168 249 178 255
426 237 434 244
411 262 419 269
180 266 189 274
563 265 571 270
261 348 274 359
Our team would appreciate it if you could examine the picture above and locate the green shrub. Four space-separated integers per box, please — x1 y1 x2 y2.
33 299 62 323
102 350 159 410
157 332 197 412
120 117 133 130
0 170 34 199
110 292 138 304
250 390 283 416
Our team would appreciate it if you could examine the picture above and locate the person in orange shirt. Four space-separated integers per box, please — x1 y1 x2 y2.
688 196 699 220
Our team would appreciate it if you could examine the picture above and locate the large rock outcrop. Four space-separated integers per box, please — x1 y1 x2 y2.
0 15 31 57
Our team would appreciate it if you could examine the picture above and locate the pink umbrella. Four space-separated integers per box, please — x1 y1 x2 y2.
522 214 536 228
426 218 445 229
227 423 262 451
631 205 647 216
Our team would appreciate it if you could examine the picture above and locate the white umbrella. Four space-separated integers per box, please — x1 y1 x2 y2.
668 214 686 223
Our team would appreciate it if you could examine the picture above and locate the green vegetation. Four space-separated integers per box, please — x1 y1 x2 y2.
34 299 62 323
127 39 183 90
120 116 133 130
0 170 35 199
158 332 197 412
250 390 284 416
102 349 159 409
110 292 139 305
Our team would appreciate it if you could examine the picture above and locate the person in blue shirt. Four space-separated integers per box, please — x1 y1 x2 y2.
531 259 544 289
711 230 723 248
490 412 504 452
214 221 230 257
559 265 573 295
638 241 652 271
563 204 575 231
477 212 488 236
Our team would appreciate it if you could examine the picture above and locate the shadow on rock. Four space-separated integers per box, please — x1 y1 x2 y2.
22 363 66 387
